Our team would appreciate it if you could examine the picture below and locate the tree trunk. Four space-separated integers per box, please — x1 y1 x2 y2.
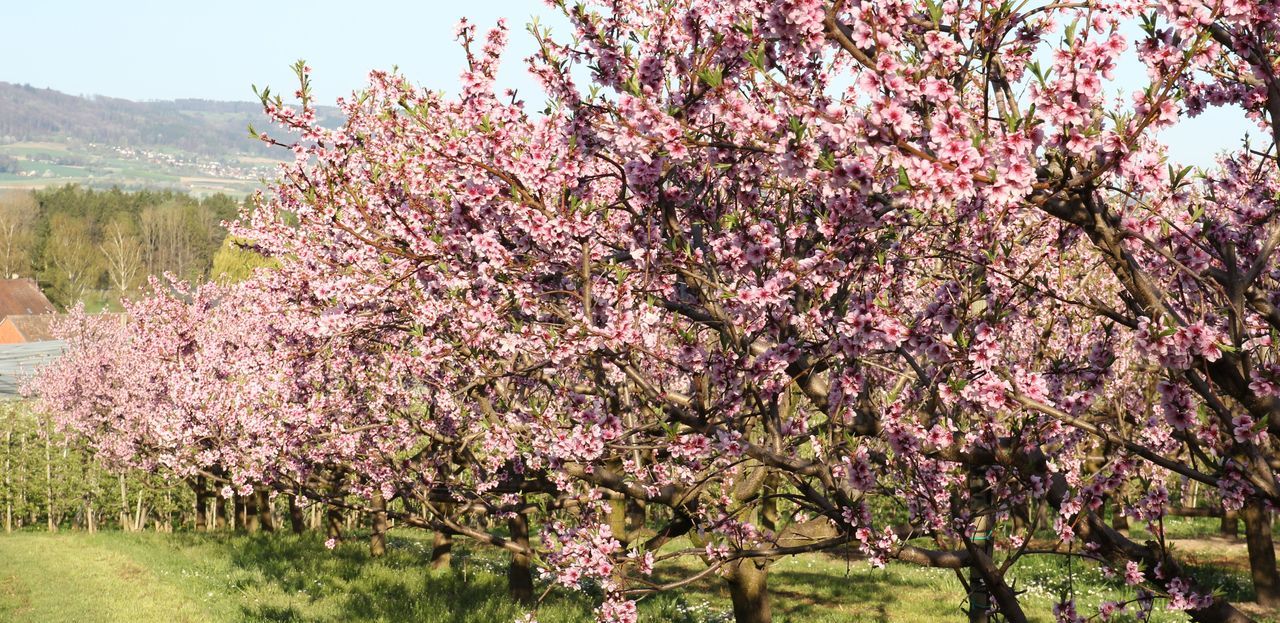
369 492 389 557
725 559 772 623
245 491 262 533
133 491 146 532
626 499 646 535
507 513 534 605
44 433 55 532
258 490 275 532
608 497 629 547
215 494 229 530
193 476 208 532
1110 509 1128 532
1220 508 1239 538
4 426 11 534
118 475 129 531
1241 500 1280 607
326 505 344 544
288 494 306 534
968 469 995 623
431 530 453 570
234 493 249 532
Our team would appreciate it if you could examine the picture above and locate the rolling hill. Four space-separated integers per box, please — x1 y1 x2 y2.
0 82 342 196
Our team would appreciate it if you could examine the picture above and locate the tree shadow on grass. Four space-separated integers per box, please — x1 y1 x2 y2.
211 532 973 623
645 559 952 623
219 532 594 623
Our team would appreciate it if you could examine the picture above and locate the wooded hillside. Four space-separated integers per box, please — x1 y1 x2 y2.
0 82 341 157
0 186 248 309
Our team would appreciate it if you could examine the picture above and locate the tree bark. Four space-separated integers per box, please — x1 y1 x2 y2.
1241 500 1280 607
1110 509 1128 532
1220 508 1239 538
326 504 344 544
215 494 229 530
255 489 274 532
431 529 453 570
243 492 261 533
507 512 534 605
4 426 11 534
133 491 146 532
119 475 129 531
235 493 249 532
725 559 772 623
288 494 306 534
193 476 208 532
44 432 55 532
369 492 388 558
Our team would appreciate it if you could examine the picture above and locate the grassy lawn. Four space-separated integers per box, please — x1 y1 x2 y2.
0 525 1266 623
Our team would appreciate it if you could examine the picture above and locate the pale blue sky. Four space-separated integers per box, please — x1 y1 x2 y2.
1 1 560 104
0 0 1262 168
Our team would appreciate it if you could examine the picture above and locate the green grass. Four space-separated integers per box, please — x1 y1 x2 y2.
0 530 593 623
0 526 1263 623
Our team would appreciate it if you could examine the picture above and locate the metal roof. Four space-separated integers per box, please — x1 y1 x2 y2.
0 340 64 398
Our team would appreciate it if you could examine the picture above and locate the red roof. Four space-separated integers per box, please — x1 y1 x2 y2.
0 279 55 316
0 314 58 342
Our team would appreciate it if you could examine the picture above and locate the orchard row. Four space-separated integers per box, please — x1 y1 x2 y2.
29 2 1280 622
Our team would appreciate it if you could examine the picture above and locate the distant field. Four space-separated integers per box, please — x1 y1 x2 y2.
0 520 1273 623
0 141 270 197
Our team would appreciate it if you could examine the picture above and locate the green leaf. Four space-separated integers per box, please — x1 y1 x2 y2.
745 43 768 72
892 166 913 191
816 149 836 172
697 67 724 88
788 116 806 141
1170 164 1193 190
924 0 942 25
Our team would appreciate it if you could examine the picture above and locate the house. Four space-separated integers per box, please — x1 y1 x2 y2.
0 278 55 317
0 279 57 344
0 314 58 344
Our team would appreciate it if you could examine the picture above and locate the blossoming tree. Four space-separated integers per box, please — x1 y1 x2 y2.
33 0 1280 622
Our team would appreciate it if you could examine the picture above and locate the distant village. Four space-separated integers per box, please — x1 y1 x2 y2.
10 143 273 182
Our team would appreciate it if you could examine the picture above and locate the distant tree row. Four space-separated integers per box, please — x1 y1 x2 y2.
1 402 189 533
0 185 247 309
